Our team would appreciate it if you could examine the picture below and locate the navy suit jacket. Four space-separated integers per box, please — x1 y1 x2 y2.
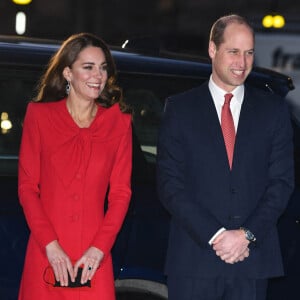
157 81 294 279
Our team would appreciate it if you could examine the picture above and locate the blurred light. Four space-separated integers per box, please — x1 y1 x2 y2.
273 15 285 28
262 14 285 29
1 112 8 120
1 120 12 130
262 15 274 28
15 11 26 35
1 112 12 134
12 0 32 4
122 40 129 48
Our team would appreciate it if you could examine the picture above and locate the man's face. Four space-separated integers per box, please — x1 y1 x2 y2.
208 23 255 92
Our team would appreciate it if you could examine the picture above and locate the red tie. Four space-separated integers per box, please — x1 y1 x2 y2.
221 93 235 169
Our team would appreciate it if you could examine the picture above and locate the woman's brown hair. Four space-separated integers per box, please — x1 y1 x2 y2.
34 32 129 113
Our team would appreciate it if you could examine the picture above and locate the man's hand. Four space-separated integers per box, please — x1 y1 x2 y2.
212 229 250 264
46 240 74 286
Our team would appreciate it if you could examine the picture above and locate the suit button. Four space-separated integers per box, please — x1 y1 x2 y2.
230 188 237 194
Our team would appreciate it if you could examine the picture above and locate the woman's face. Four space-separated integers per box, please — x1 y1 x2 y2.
64 46 108 101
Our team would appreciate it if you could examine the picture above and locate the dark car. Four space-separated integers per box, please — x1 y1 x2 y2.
0 36 299 300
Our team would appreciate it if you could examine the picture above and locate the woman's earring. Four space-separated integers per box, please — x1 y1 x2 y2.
66 81 70 95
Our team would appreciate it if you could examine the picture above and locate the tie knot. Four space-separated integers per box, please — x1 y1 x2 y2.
224 93 233 105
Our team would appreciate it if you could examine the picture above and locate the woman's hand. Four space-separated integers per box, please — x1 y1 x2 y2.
74 246 104 284
45 240 74 286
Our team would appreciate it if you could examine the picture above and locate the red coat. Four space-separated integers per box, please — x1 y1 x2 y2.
18 99 132 300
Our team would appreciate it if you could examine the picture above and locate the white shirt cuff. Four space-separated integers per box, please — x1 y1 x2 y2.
208 227 226 245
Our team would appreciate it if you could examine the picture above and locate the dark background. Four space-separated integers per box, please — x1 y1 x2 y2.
1 0 300 57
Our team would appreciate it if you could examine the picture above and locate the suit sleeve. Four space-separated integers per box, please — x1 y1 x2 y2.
242 99 294 243
157 98 224 247
91 115 132 256
18 103 58 251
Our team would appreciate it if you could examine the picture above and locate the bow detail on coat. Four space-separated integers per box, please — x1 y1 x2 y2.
49 100 126 187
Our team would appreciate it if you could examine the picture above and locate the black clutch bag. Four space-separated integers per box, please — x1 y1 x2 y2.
44 266 91 288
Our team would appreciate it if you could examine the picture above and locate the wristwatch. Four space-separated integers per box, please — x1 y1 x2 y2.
240 227 256 243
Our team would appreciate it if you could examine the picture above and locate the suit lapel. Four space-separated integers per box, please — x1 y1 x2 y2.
233 87 256 168
192 84 258 171
196 85 230 169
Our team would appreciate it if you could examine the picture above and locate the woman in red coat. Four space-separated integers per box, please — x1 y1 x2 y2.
18 33 132 300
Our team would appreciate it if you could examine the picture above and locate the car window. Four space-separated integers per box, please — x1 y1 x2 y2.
1 62 299 185
119 73 206 163
0 67 205 175
0 67 41 175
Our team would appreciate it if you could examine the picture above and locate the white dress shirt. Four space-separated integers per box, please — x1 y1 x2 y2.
208 75 244 131
207 76 244 245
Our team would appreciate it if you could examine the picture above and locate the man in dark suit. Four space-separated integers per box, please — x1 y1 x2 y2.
157 14 294 300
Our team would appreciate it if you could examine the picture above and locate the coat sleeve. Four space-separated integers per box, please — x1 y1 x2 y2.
91 115 132 256
18 103 58 251
157 98 224 247
242 99 295 243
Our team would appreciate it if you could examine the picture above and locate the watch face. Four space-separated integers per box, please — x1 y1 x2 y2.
246 230 256 242
241 227 256 242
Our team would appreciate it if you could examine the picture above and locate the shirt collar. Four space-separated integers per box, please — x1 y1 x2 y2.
208 75 244 105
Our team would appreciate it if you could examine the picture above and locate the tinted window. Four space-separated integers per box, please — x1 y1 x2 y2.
0 67 41 175
0 61 299 191
119 73 206 162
